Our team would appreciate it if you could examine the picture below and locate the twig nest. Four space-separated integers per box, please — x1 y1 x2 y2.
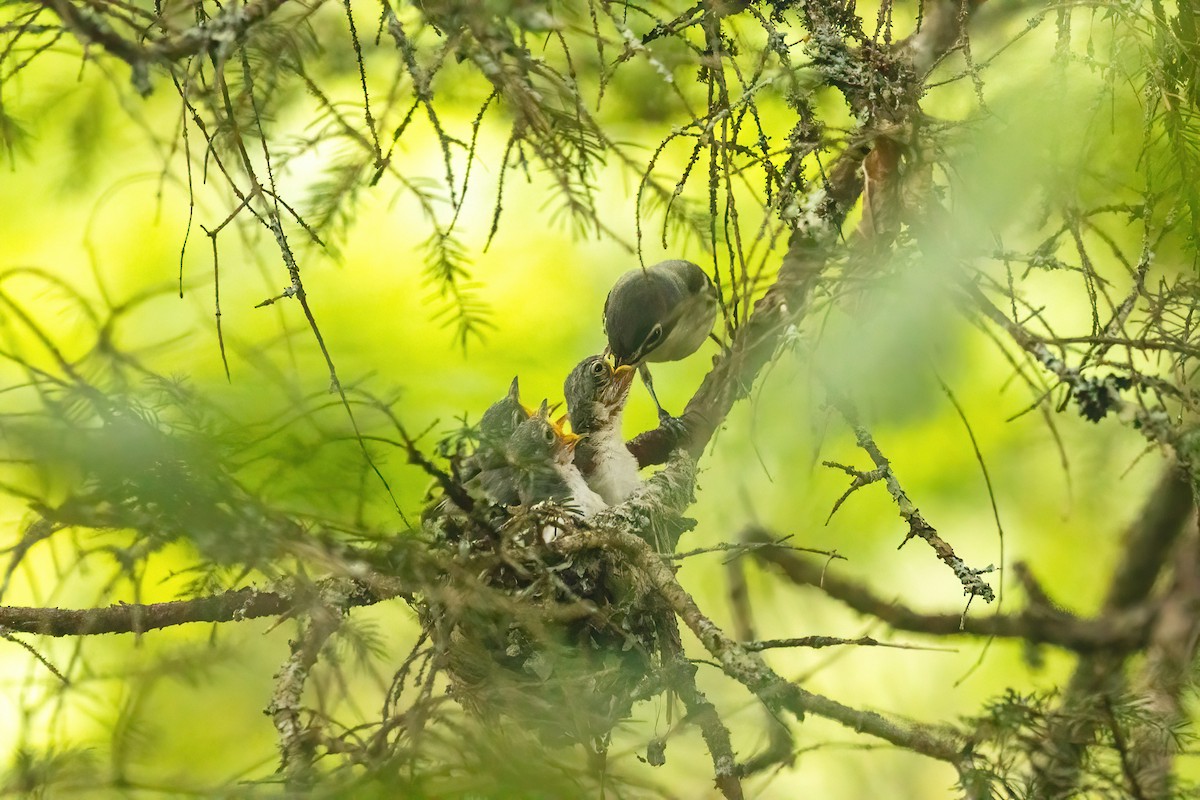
425 505 674 746
420 445 698 746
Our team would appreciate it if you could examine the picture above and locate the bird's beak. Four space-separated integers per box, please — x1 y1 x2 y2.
612 363 636 391
551 414 581 445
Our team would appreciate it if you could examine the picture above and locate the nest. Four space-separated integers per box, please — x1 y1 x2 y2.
421 502 683 747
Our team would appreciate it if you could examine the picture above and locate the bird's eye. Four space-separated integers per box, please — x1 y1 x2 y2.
543 427 555 444
644 325 663 348
591 360 606 376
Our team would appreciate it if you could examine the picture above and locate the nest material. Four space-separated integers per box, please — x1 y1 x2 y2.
423 504 676 747
418 430 696 747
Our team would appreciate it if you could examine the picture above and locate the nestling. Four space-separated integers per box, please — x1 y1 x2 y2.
506 402 607 519
564 355 641 505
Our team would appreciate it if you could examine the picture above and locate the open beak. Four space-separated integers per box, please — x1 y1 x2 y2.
606 347 634 370
599 362 636 408
613 363 636 391
551 415 583 449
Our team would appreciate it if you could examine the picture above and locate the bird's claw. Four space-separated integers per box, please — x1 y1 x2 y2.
657 411 689 445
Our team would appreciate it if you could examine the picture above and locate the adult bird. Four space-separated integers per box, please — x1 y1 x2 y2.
564 355 640 505
506 402 606 520
603 259 718 421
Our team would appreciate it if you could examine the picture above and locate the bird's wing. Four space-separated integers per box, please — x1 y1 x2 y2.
656 259 711 296
473 467 521 506
602 285 612 335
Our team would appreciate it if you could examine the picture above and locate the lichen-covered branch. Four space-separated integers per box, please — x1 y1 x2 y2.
966 284 1178 449
556 526 970 768
0 578 407 637
823 387 996 602
267 604 344 783
748 529 1156 653
39 0 291 93
661 633 743 800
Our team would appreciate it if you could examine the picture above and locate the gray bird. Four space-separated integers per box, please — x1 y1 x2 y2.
507 402 606 519
564 355 641 505
461 377 531 506
475 377 530 462
603 259 718 421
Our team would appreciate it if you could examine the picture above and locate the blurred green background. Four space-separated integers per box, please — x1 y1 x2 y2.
0 2 1177 797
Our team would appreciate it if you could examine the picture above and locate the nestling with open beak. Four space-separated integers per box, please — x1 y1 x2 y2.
603 259 718 422
506 401 606 518
564 355 641 505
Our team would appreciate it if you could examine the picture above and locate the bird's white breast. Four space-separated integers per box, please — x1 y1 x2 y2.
561 463 607 517
585 424 643 505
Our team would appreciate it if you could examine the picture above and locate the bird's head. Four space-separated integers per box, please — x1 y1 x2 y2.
603 260 715 366
564 355 636 434
478 376 533 445
507 400 581 468
603 271 678 366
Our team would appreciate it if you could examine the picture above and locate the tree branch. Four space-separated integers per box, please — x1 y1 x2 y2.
0 578 406 637
746 528 1158 653
1128 526 1200 797
662 633 744 800
268 605 344 784
556 527 970 768
822 386 996 601
1031 467 1195 797
629 0 982 468
40 0 289 88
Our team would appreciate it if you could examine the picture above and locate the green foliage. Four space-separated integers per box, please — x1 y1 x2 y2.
6 0 1200 797
421 230 493 351
960 688 1200 799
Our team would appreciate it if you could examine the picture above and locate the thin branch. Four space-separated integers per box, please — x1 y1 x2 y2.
744 635 955 653
748 530 1157 653
822 385 996 602
556 524 970 769
0 579 407 637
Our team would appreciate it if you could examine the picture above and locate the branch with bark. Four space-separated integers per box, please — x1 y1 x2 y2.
40 0 289 93
0 577 408 637
1029 468 1195 798
747 526 1160 653
557 525 972 771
